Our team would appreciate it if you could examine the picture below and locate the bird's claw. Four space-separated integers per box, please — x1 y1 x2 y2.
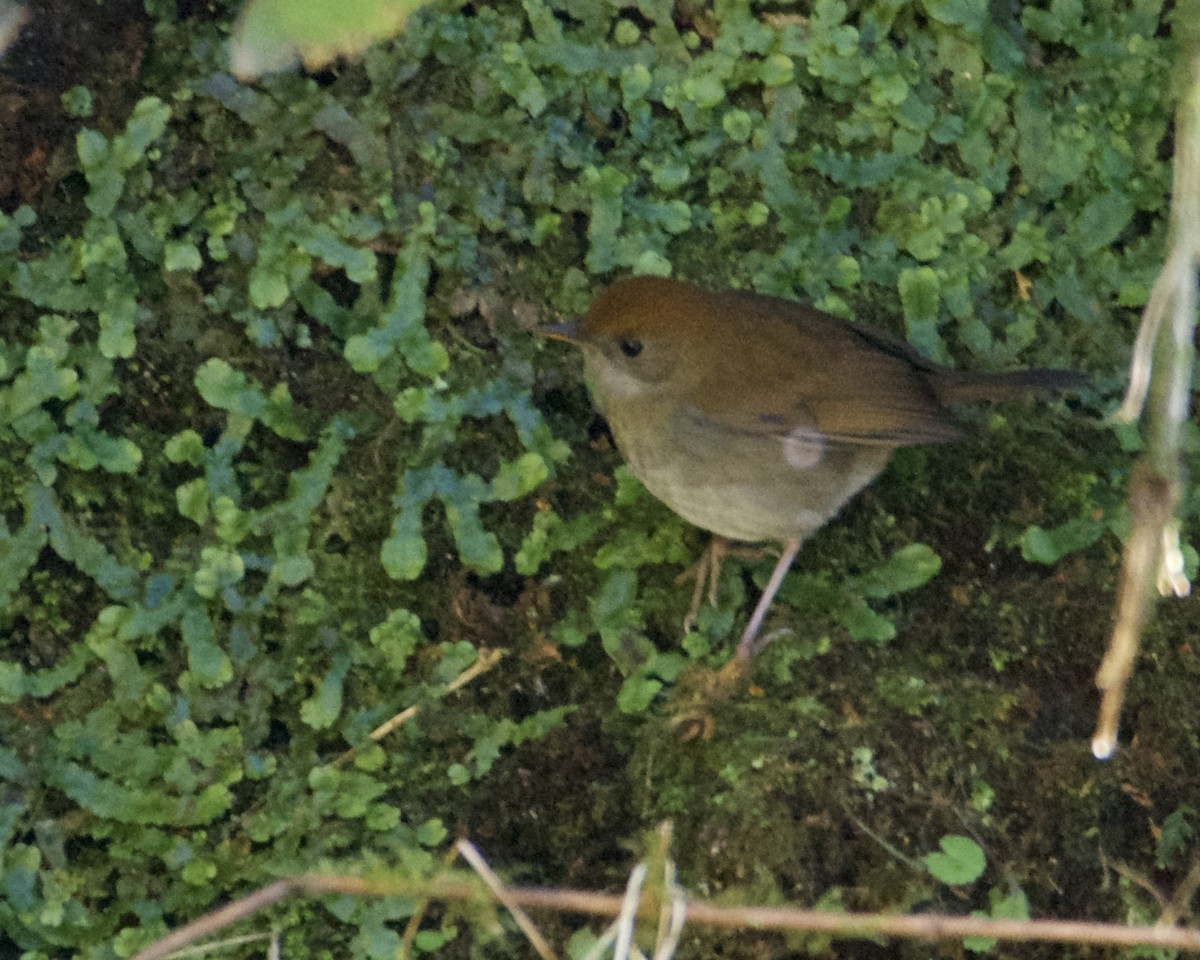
668 655 753 740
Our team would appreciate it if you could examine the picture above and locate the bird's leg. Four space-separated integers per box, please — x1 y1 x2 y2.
676 538 773 635
670 538 802 739
734 537 803 660
677 536 726 635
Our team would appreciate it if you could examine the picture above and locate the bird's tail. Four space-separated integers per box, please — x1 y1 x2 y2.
937 367 1086 404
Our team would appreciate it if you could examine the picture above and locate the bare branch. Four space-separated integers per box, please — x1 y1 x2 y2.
128 864 1200 960
1095 38 1200 757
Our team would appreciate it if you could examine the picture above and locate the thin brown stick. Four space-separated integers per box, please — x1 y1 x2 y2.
151 931 274 958
1106 857 1171 912
841 802 925 871
129 881 295 960
399 843 462 960
1093 462 1177 758
369 647 505 742
1164 856 1200 926
510 888 1200 950
612 864 647 960
1095 39 1200 758
128 869 1200 960
1116 250 1178 424
335 647 505 766
456 839 558 960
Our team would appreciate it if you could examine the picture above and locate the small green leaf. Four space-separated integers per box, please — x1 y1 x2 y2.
300 654 351 729
180 606 233 688
1156 806 1195 868
61 85 94 118
515 509 606 575
759 53 794 86
721 109 753 142
590 569 638 634
369 608 423 669
898 267 947 362
165 430 205 465
175 478 209 525
491 452 548 501
344 331 387 373
98 291 137 359
613 19 641 45
1075 189 1134 254
76 127 109 171
195 359 262 416
344 238 446 376
416 818 448 846
838 604 896 643
273 553 314 587
617 674 662 714
621 63 651 106
583 165 629 273
181 860 218 885
966 888 1030 952
0 515 48 606
855 544 942 598
632 250 672 275
382 525 427 579
213 496 251 545
63 424 143 474
745 201 770 228
164 241 203 272
249 268 289 309
192 546 245 599
924 834 986 885
444 495 502 574
1022 0 1083 42
123 96 171 154
1020 518 1104 564
682 73 725 109
261 383 306 440
922 0 987 33
651 160 690 191
300 225 377 283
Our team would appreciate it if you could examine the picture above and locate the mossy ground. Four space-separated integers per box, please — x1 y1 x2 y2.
2 2 1198 958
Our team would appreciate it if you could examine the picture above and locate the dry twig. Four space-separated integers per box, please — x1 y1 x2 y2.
1095 32 1200 758
456 839 558 960
126 848 1200 960
335 646 505 766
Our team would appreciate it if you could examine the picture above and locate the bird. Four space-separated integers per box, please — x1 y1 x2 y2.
546 275 1081 668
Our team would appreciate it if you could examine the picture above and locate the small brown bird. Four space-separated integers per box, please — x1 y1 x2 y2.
548 276 1080 665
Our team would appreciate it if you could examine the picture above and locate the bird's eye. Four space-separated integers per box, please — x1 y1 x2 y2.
618 338 643 359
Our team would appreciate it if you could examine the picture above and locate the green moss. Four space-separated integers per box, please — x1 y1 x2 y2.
1 1 1195 957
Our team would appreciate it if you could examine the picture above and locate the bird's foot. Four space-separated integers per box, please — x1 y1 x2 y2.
668 654 753 741
676 539 773 635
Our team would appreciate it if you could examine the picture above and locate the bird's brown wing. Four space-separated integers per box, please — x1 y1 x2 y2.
692 291 966 447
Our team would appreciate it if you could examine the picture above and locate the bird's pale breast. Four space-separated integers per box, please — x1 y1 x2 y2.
602 392 892 544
